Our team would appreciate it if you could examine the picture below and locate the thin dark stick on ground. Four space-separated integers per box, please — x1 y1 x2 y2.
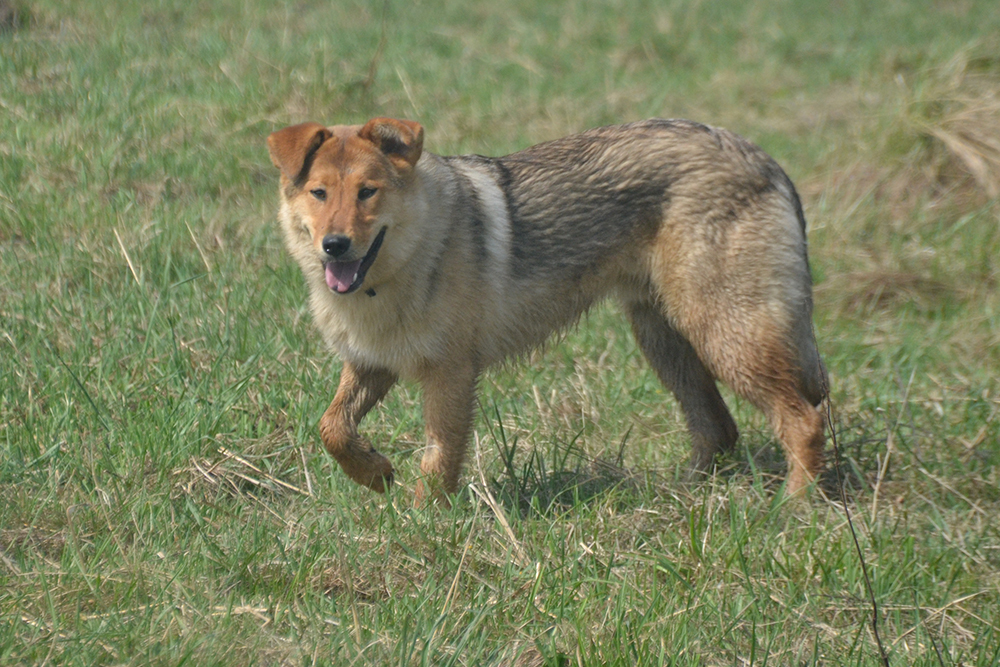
823 372 892 667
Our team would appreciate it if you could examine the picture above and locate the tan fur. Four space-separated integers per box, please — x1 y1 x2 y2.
268 117 826 502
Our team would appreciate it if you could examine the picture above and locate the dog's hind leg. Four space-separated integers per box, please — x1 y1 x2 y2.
319 362 398 493
747 320 827 494
675 312 825 496
625 300 740 474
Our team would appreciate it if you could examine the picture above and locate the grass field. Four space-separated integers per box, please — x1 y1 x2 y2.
2 0 999 664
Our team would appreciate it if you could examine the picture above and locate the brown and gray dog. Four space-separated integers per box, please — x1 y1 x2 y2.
267 117 826 502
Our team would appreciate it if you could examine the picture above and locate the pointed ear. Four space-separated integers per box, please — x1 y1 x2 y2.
359 117 424 171
267 122 333 184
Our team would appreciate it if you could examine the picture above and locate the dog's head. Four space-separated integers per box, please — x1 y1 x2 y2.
267 118 424 295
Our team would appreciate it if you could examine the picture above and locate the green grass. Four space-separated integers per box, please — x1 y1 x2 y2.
2 0 999 664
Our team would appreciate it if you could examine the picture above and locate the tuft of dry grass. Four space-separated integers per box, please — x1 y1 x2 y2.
803 46 1000 326
903 50 1000 200
818 267 956 316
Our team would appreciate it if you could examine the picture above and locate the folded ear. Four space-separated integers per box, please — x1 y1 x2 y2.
267 122 333 184
359 117 424 171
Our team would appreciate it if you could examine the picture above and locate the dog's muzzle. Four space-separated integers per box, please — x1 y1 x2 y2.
324 227 387 294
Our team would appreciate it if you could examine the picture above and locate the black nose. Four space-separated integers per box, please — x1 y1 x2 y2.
322 234 351 258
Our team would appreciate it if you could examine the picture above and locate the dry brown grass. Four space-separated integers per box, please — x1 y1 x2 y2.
801 46 1000 323
904 51 1000 200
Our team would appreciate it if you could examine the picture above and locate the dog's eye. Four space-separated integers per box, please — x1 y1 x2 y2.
310 188 327 201
357 187 378 201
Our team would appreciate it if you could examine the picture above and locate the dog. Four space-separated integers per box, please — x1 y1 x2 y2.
267 117 826 502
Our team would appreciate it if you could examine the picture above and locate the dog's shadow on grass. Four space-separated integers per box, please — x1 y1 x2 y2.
483 423 649 518
483 418 880 518
698 417 883 500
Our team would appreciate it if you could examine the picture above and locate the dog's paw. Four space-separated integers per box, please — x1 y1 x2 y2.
413 478 453 509
339 446 395 494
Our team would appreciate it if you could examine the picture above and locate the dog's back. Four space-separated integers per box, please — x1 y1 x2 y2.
430 121 815 367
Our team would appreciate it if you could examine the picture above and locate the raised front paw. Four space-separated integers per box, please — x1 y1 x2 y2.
338 445 395 493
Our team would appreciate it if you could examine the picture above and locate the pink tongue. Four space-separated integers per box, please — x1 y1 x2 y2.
325 259 364 293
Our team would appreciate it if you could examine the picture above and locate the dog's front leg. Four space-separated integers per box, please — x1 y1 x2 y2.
319 362 398 493
415 356 479 505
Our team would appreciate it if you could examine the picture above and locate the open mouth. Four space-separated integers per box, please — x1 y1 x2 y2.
324 227 387 294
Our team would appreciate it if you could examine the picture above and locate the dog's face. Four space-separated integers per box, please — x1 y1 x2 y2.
267 118 424 294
